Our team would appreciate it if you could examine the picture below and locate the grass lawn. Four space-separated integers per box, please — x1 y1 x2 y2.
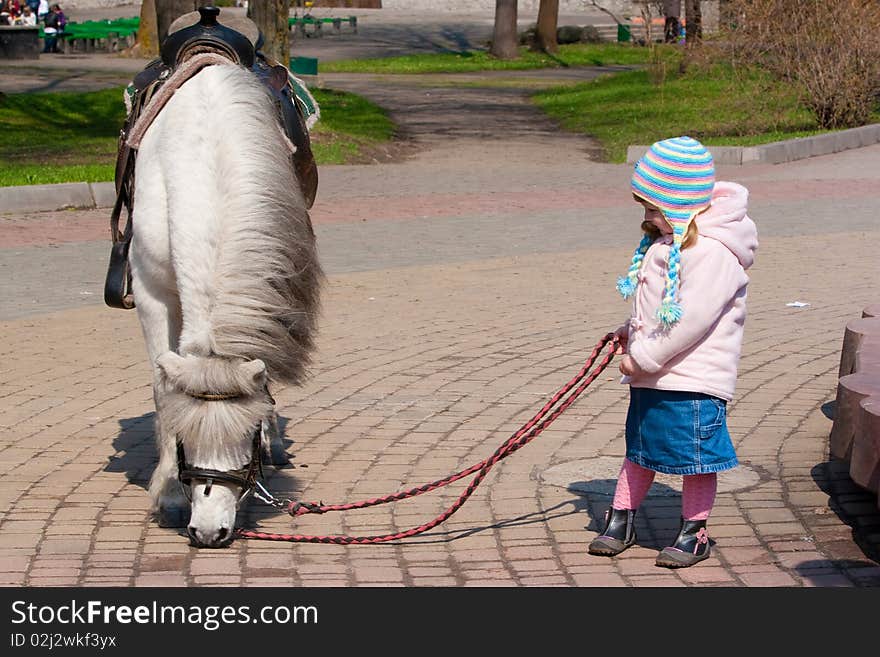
321 42 657 74
532 59 880 163
0 86 394 187
308 87 395 164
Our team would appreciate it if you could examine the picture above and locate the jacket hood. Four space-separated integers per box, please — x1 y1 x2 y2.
696 181 758 269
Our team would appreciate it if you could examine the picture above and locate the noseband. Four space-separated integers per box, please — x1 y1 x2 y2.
176 391 266 506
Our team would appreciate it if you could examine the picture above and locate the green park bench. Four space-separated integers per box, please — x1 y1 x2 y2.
40 17 139 53
289 15 357 38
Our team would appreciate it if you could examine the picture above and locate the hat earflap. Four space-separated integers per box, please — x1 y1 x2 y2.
617 233 654 299
656 225 686 327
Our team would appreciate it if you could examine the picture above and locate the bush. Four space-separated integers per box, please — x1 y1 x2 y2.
580 25 602 44
518 25 537 46
556 25 584 44
720 0 880 129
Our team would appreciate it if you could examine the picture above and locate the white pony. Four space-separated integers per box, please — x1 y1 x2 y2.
128 45 322 547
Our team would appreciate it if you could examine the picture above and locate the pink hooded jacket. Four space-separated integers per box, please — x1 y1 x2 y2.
623 181 758 401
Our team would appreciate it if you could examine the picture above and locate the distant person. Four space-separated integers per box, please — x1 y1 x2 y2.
4 0 21 21
16 3 35 24
586 137 758 568
41 3 65 53
50 2 62 26
662 0 681 43
36 0 48 21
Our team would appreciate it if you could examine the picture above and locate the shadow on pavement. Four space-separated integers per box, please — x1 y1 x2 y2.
399 497 592 545
811 461 880 565
396 479 683 551
105 412 157 489
794 559 880 586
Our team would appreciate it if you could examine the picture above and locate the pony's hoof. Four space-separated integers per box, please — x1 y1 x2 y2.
157 505 190 528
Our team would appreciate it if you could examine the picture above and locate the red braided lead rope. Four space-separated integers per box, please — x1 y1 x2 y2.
237 333 618 543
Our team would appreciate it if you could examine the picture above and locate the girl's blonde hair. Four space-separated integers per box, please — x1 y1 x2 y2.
635 194 702 248
641 218 699 249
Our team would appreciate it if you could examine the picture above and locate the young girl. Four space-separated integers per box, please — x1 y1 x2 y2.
588 136 758 568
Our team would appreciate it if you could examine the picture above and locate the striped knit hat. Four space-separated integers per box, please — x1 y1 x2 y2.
617 136 715 327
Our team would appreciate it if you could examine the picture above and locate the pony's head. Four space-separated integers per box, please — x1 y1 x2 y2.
156 352 274 548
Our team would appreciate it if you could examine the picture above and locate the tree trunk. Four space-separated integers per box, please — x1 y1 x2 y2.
137 0 159 58
490 0 519 60
248 0 291 64
684 0 702 45
533 0 559 54
155 0 200 45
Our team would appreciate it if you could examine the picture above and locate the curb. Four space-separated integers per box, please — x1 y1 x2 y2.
0 181 116 215
626 123 880 165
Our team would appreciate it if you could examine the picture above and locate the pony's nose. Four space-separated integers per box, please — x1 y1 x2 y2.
187 525 233 548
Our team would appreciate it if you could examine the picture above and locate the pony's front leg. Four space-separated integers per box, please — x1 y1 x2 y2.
132 275 188 526
261 406 288 466
148 403 189 528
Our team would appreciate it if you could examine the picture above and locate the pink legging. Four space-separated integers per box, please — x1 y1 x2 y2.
612 458 716 520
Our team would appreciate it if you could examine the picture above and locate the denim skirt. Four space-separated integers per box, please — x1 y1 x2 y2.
625 387 738 475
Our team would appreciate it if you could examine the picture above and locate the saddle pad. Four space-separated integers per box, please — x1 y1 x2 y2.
287 72 320 131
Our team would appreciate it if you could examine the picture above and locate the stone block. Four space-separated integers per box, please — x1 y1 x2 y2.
862 304 880 319
850 396 880 496
837 317 880 378
829 373 880 460
855 336 880 373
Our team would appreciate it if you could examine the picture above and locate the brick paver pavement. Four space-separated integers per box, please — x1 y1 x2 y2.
1 64 879 587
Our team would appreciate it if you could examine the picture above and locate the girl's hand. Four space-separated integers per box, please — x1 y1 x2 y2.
618 355 642 376
612 324 629 355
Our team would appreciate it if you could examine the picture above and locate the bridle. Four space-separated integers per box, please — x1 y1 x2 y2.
175 390 272 506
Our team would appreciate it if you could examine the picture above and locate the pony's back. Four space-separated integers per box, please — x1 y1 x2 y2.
134 63 322 385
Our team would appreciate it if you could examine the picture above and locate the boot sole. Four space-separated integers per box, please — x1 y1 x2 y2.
655 547 710 568
587 536 634 557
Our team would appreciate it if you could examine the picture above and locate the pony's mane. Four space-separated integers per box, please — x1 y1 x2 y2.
163 63 323 385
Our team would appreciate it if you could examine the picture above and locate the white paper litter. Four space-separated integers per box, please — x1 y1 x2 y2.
786 301 810 308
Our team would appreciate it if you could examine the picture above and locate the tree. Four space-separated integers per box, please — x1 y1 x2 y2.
137 0 159 58
533 0 559 54
155 0 201 45
684 0 702 45
248 0 291 64
490 0 519 60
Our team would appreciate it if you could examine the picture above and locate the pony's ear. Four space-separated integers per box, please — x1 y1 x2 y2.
239 358 267 386
156 351 186 383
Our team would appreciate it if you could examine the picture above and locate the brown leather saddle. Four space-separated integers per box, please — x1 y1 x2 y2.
105 6 318 310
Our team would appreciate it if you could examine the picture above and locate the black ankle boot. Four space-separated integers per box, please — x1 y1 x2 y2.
588 507 637 556
655 518 711 568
